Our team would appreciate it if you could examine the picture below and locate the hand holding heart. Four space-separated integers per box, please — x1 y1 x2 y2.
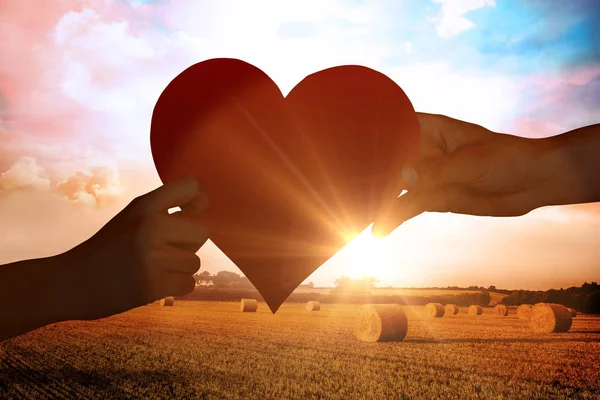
55 176 210 322
372 113 600 237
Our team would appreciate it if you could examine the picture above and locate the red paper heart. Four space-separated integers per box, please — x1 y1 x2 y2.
151 58 420 312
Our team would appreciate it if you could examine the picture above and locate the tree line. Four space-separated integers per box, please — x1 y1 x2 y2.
193 270 255 289
500 281 600 314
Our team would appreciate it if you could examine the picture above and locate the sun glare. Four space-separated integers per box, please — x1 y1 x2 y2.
340 225 396 282
332 210 472 287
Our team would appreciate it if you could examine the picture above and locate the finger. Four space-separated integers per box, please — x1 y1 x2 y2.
168 256 200 275
447 190 538 217
403 146 488 189
417 112 493 153
181 191 210 218
141 176 200 213
146 246 201 274
168 191 210 219
164 249 201 275
155 215 209 250
161 272 196 297
372 186 537 237
373 185 485 237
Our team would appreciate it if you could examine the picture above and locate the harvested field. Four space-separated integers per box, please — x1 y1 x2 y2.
1 302 599 399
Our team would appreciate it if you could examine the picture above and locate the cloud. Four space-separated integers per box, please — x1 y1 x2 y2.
54 7 156 114
0 157 51 191
430 0 496 39
0 0 120 170
0 156 122 207
56 166 122 207
504 64 600 135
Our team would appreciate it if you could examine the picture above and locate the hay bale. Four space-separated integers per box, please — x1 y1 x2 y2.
306 301 320 311
444 304 459 316
494 304 508 316
568 307 577 317
528 303 572 333
468 305 483 315
240 298 258 312
160 297 175 306
355 304 408 342
517 304 533 320
424 303 444 318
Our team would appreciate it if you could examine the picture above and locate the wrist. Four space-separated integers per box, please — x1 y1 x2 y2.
533 132 597 207
46 247 96 322
36 252 81 324
0 253 76 340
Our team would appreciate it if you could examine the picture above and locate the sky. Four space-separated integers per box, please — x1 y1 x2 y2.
0 0 599 290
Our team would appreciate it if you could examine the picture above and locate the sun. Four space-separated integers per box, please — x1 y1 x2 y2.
339 225 396 282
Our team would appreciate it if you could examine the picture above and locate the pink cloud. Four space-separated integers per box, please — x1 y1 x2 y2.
0 0 186 174
499 64 600 215
0 156 122 208
0 1 106 169
505 115 565 139
509 64 600 136
0 157 51 191
56 166 122 208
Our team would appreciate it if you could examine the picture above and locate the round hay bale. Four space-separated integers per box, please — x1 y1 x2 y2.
355 304 408 342
494 304 508 316
424 303 444 318
160 297 175 306
240 298 258 312
517 304 533 320
468 305 483 315
528 303 573 333
444 304 459 316
306 301 320 311
568 307 577 317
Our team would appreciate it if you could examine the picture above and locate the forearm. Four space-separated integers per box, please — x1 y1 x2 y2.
536 123 600 207
0 252 76 341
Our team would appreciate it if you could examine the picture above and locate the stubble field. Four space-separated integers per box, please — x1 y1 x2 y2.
1 301 599 399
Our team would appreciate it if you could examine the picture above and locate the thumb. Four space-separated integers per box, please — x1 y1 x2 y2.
372 186 464 237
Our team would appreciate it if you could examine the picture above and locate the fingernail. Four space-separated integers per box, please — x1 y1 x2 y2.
401 166 418 185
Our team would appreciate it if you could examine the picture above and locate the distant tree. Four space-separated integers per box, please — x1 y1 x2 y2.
334 276 352 289
478 292 491 306
307 282 314 289
333 275 377 294
212 271 242 288
584 291 600 314
230 276 255 289
582 282 599 293
362 276 379 289
488 285 496 292
195 271 213 285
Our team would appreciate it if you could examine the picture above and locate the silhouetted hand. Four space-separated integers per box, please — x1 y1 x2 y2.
0 176 210 341
59 176 209 321
372 113 600 237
